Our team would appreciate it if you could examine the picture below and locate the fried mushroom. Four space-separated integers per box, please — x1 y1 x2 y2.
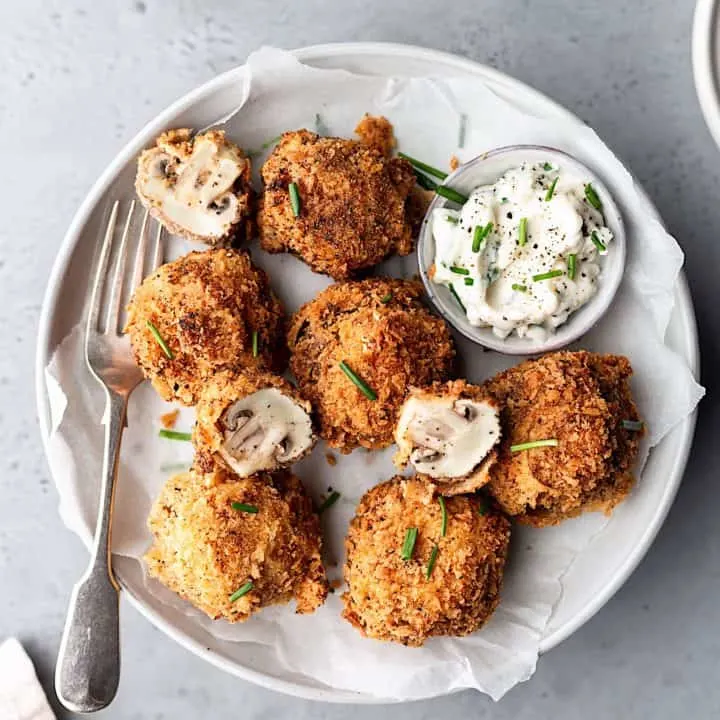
394 380 501 495
342 476 510 646
288 278 456 452
135 129 253 246
125 248 286 405
145 467 328 622
194 369 316 477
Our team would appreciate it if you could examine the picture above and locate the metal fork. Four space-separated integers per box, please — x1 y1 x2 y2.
55 200 163 713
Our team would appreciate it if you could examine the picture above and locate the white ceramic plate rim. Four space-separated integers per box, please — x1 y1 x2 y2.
693 0 720 148
35 42 700 703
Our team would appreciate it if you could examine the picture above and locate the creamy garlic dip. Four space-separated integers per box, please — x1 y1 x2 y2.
432 162 613 340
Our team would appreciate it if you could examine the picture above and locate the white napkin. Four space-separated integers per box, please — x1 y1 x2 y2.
0 639 55 720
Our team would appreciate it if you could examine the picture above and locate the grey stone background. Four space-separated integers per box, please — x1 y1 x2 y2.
1 0 717 717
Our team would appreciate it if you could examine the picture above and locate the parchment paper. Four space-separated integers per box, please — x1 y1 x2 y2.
44 48 704 701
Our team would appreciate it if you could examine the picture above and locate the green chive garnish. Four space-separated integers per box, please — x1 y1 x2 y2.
518 217 528 246
339 361 377 401
438 496 448 537
401 527 418 561
511 283 527 292
426 544 439 579
622 419 644 432
251 330 259 358
450 266 469 275
414 171 438 191
567 253 577 280
397 152 448 180
464 277 474 286
261 135 281 149
158 429 192 442
591 231 607 253
380 292 393 303
543 162 553 171
317 490 341 514
510 439 559 453
532 269 564 282
585 183 603 211
446 216 459 225
472 222 493 252
231 502 259 514
449 283 466 313
458 113 467 149
159 462 191 473
289 182 301 217
478 499 488 516
436 185 469 204
545 177 559 202
147 320 173 360
229 582 254 602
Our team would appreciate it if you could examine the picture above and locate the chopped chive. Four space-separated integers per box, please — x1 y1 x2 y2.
158 429 192 442
545 177 559 202
567 253 577 280
426 544 439 579
401 527 418 561
511 283 527 292
159 462 191 473
339 361 377 401
477 499 488 516
622 419 644 432
397 152 448 180
543 162 553 171
289 182 302 217
438 495 448 537
261 135 281 149
314 112 329 135
591 231 607 253
458 113 468 149
464 277 474 286
532 269 564 282
146 320 173 360
380 292 393 303
231 502 259 514
446 215 459 225
414 171 438 191
449 283 466 313
450 266 469 275
585 183 603 211
511 439 559 453
436 185 469 204
229 581 254 602
518 217 528 246
317 490 341 514
501 197 509 204
251 330 259 358
472 222 493 252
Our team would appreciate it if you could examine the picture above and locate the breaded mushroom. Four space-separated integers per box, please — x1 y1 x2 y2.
125 248 286 405
258 129 416 279
394 380 501 496
485 351 644 526
342 477 510 646
288 278 456 452
135 128 253 246
145 467 328 622
193 368 316 477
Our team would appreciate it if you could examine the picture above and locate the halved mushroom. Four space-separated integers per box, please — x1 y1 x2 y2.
394 381 501 495
135 128 253 246
194 370 316 478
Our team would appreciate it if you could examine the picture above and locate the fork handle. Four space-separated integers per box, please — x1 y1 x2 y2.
55 391 127 713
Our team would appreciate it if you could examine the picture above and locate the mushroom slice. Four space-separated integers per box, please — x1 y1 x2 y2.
218 388 315 477
135 128 252 245
394 382 501 494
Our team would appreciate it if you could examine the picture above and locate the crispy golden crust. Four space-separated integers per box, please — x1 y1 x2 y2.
394 379 500 496
135 128 254 246
288 278 456 452
125 249 286 406
342 477 510 646
145 468 328 622
354 114 396 158
258 130 416 279
485 351 643 527
193 368 315 474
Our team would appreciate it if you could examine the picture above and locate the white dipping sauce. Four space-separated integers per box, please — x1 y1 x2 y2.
432 162 613 340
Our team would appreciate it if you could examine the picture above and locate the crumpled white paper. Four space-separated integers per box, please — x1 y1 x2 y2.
44 48 705 701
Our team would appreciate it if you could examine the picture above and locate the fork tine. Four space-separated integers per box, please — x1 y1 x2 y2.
130 210 150 294
105 200 135 334
150 222 164 271
86 201 120 336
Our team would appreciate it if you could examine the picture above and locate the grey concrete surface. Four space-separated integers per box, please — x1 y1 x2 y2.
0 0 716 717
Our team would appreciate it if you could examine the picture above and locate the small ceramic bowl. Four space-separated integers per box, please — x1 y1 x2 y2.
417 145 626 355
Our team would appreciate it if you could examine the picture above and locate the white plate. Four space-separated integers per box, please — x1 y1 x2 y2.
35 43 700 703
694 0 720 147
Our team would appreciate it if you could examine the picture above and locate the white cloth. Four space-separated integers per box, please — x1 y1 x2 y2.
0 639 55 720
